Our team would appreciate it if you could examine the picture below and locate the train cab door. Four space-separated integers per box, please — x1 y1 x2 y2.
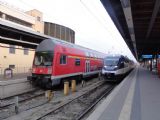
85 60 90 73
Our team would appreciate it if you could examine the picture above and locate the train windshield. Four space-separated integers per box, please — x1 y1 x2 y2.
34 51 54 66
104 58 119 66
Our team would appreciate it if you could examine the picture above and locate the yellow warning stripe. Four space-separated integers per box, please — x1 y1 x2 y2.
68 55 102 60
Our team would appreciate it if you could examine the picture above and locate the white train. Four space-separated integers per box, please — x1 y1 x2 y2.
102 55 134 81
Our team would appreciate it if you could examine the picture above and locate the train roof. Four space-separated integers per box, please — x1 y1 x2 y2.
36 38 106 57
104 55 133 62
104 55 123 58
104 55 130 59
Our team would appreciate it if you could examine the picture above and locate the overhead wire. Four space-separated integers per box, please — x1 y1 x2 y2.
78 0 118 53
16 0 108 52
79 0 116 41
3 0 128 55
79 0 134 56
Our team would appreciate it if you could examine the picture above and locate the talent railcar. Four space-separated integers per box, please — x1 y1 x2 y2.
28 39 105 89
102 55 134 81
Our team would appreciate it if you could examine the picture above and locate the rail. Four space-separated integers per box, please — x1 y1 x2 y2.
36 82 116 120
76 85 115 120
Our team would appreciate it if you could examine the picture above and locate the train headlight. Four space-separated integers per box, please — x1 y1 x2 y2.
114 66 118 70
103 66 107 70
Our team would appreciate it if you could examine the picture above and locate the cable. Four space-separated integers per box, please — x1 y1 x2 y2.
79 0 116 41
9 0 107 52
80 0 135 59
79 0 122 53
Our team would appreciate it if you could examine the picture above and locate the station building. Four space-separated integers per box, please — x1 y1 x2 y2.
0 2 44 33
44 22 75 43
0 1 75 74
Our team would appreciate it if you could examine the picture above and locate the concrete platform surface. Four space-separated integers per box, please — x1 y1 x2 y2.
87 66 160 120
0 73 31 81
0 77 34 99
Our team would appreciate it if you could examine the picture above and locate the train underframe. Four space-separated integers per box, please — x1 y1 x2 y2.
28 74 86 90
102 69 133 82
102 73 124 81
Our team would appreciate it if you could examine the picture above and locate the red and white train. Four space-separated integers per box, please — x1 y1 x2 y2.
28 39 106 89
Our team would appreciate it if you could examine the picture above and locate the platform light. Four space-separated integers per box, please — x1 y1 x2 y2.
149 60 151 64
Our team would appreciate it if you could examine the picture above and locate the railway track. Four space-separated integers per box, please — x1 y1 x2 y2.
31 82 116 120
1 77 101 120
0 89 46 120
0 89 45 110
76 85 114 120
0 90 45 109
39 84 115 120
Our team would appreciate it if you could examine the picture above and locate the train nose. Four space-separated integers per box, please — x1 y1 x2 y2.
32 67 52 74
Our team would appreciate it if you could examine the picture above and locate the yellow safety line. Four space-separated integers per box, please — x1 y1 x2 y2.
68 55 102 60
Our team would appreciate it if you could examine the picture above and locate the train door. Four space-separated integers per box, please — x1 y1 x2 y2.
85 60 90 73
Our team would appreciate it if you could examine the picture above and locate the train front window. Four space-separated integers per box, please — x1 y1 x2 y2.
104 59 119 66
34 51 54 66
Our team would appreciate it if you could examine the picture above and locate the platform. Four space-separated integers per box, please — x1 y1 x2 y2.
0 73 34 99
0 73 30 81
87 66 160 120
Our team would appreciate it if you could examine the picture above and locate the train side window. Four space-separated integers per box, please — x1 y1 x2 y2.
60 55 67 64
75 58 80 66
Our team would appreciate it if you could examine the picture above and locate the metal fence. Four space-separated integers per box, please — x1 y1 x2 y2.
0 67 32 75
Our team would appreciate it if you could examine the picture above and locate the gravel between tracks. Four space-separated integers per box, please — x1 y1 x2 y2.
40 83 114 120
1 77 102 120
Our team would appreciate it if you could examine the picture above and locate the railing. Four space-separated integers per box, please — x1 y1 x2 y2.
0 67 32 75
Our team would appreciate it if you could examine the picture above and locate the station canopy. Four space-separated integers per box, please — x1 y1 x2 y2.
101 0 160 59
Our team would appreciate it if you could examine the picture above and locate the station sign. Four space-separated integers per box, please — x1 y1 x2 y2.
142 55 153 59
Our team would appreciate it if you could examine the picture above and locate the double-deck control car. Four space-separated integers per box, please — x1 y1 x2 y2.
28 39 106 89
